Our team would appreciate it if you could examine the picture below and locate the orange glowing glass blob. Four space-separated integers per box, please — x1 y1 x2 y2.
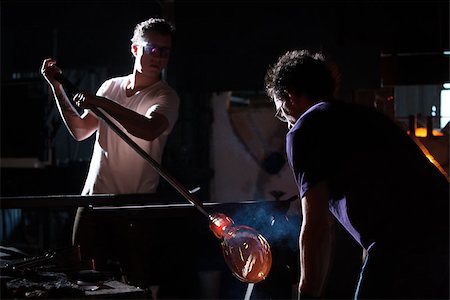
209 213 272 283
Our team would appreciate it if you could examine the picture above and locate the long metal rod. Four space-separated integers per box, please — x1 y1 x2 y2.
91 107 209 217
55 74 209 217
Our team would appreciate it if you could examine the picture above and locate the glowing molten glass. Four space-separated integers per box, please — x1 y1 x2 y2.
209 213 272 283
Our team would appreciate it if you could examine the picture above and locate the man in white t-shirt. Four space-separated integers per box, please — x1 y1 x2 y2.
41 18 179 292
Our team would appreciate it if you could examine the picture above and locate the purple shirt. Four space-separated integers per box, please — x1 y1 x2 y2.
286 101 448 249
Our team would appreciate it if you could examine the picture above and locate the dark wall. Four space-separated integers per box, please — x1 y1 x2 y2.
2 1 448 90
172 2 448 92
1 1 448 197
1 1 164 78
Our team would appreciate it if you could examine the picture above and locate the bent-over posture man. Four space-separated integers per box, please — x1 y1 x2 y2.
264 49 449 299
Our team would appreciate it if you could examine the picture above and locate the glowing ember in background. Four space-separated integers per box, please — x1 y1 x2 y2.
407 127 444 137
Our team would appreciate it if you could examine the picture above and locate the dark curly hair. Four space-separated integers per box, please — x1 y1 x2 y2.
131 18 176 44
264 49 340 102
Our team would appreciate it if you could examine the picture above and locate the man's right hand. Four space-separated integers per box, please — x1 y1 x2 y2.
41 58 63 88
73 92 103 110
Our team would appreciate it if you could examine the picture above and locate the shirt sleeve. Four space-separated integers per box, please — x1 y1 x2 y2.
287 108 339 199
95 79 113 97
146 86 180 134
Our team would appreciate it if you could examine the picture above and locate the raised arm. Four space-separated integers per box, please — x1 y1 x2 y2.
298 181 335 299
40 58 98 141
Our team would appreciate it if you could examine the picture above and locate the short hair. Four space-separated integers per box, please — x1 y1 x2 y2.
131 18 176 44
264 49 340 102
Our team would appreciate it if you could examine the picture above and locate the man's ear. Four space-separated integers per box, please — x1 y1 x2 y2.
286 90 298 106
287 90 310 105
131 44 139 57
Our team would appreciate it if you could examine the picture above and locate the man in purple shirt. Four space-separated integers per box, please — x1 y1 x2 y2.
264 49 449 299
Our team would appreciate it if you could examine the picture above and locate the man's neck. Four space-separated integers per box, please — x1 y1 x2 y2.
126 72 160 96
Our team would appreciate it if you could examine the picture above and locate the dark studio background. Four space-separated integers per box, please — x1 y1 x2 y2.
1 0 449 197
0 1 449 299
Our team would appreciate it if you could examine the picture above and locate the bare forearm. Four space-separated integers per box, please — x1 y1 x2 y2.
299 220 334 297
41 58 97 140
53 87 96 140
95 96 168 141
298 182 335 298
53 87 80 118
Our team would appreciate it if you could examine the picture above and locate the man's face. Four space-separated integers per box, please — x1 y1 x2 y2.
274 96 297 129
133 31 172 78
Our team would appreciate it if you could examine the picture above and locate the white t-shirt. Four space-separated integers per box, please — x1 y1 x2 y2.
81 75 179 195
